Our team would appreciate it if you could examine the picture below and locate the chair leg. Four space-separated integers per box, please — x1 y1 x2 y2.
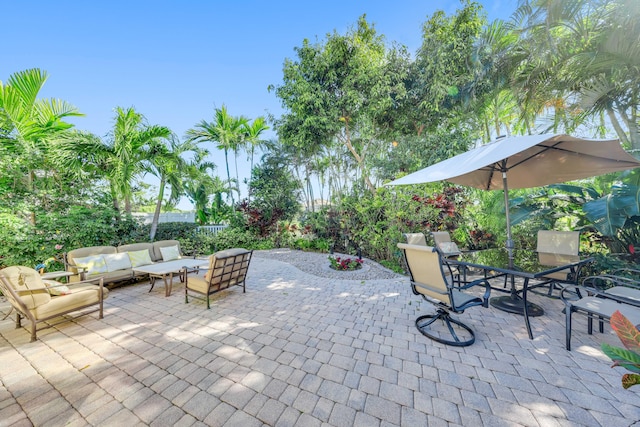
566 307 573 351
416 309 475 347
599 316 604 333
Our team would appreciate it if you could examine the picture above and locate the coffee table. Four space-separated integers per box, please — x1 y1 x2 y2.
132 259 209 297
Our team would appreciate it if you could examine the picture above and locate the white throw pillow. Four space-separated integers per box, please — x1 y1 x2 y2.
42 279 71 296
128 249 153 267
73 255 108 276
103 253 132 272
159 245 181 261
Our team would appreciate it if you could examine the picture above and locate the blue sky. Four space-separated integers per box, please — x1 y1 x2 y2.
5 1 515 208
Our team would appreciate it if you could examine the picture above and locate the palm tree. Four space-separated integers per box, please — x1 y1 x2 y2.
55 107 171 216
109 107 172 213
241 116 270 201
507 0 640 149
0 68 83 224
186 105 246 204
183 151 218 225
143 134 200 240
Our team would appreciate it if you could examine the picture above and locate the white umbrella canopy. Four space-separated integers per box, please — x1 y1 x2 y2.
387 133 640 251
387 133 640 190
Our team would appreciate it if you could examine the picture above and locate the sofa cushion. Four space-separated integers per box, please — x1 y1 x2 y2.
118 243 154 258
160 245 181 261
103 253 132 272
128 249 153 267
67 246 117 264
152 240 182 262
74 255 108 276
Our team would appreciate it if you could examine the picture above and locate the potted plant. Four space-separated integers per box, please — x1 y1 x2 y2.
601 310 640 389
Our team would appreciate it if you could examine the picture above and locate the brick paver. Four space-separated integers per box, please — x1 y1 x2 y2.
1 251 640 426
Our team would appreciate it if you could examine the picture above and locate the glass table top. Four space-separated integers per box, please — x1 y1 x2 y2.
446 248 592 278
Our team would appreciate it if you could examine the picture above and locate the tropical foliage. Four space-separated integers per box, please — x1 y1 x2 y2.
602 310 640 389
1 0 639 276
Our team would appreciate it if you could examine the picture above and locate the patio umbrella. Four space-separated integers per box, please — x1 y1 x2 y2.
387 133 640 315
387 133 640 251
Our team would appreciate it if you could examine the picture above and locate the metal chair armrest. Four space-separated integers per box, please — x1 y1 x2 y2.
457 278 492 307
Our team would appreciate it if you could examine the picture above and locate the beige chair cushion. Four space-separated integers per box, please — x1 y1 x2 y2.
33 284 109 319
0 266 51 309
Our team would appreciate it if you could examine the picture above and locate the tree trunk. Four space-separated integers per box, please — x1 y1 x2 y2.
149 177 166 241
224 149 234 204
234 149 241 200
608 107 631 148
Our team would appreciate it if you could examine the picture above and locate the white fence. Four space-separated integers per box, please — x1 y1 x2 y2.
132 213 228 236
196 225 229 236
132 212 195 224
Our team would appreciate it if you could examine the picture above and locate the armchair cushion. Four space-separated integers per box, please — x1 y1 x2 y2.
1 266 51 309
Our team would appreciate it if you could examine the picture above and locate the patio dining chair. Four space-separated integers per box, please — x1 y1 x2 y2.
582 273 640 305
560 282 640 350
402 232 427 246
397 243 490 346
531 230 581 297
431 231 462 257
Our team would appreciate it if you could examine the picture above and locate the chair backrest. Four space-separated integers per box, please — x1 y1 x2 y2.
204 248 252 287
430 231 461 256
397 243 451 305
431 231 451 245
537 230 580 256
0 266 51 312
403 233 427 246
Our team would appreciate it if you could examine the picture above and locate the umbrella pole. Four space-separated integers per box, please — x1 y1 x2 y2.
489 171 544 319
502 172 514 268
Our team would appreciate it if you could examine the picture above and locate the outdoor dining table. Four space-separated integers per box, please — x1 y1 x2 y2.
445 248 594 339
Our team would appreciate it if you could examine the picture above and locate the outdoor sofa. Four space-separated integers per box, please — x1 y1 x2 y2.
64 240 188 287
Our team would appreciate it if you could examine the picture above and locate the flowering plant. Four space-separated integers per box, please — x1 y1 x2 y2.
328 255 364 271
